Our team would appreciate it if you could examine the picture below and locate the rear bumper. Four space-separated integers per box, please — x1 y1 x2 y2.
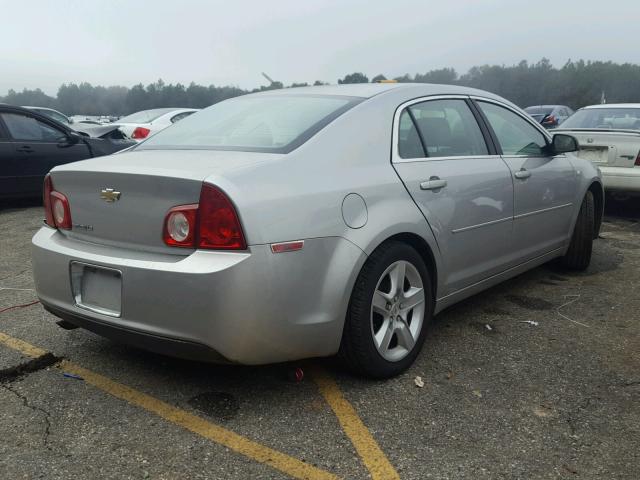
600 166 640 192
32 227 366 364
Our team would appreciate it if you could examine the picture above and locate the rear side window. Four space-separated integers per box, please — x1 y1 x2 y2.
399 99 488 158
1 113 66 142
478 102 547 156
139 95 362 154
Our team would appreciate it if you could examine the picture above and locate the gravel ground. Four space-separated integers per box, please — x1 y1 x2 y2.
0 196 638 479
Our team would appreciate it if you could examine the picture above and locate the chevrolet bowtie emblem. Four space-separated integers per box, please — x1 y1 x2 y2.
100 188 121 203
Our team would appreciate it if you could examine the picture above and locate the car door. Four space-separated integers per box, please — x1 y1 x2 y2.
0 111 91 197
0 119 21 197
392 97 515 296
475 100 578 262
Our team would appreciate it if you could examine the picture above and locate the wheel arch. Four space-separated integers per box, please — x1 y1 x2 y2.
371 232 438 303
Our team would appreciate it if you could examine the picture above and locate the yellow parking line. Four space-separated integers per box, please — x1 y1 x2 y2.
309 367 400 480
0 331 49 358
0 331 337 480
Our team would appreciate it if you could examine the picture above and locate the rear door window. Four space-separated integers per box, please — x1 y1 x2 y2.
477 102 547 156
1 113 67 142
403 99 488 157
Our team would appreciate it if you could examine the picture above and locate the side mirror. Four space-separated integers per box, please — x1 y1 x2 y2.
551 133 578 154
58 131 82 148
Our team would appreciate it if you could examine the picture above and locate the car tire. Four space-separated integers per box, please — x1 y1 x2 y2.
560 190 595 271
339 241 433 378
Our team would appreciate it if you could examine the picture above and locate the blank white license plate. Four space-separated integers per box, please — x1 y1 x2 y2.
578 148 608 164
70 262 122 317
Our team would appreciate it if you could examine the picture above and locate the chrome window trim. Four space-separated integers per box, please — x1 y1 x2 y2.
392 94 495 164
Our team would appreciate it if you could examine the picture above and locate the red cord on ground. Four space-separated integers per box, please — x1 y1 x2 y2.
0 300 40 314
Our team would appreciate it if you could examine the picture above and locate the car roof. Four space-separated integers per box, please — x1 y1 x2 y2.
583 103 640 109
525 105 565 109
243 82 510 103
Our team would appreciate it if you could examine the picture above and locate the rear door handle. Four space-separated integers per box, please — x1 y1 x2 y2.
514 169 531 180
16 145 34 153
420 177 447 191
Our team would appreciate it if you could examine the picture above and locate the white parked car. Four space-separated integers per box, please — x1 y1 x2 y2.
116 108 198 141
555 104 640 194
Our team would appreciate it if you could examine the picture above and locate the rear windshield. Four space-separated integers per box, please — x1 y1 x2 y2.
562 108 640 130
137 94 362 154
118 108 179 124
524 107 553 115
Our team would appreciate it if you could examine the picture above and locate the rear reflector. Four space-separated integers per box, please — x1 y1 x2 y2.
131 127 151 139
270 240 304 253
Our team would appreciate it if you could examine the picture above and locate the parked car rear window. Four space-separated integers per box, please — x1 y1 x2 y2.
138 95 362 154
524 107 554 115
561 108 640 130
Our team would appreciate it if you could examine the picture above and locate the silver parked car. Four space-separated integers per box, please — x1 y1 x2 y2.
32 84 604 378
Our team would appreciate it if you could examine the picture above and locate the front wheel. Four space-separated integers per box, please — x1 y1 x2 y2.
560 190 595 271
339 241 433 378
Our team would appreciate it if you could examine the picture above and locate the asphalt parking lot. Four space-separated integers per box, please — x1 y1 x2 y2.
1 198 639 480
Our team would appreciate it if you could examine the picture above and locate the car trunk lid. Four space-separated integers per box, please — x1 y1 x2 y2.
49 149 271 253
554 128 640 168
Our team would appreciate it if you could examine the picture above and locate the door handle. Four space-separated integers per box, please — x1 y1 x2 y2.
16 146 34 153
514 169 531 180
420 177 447 191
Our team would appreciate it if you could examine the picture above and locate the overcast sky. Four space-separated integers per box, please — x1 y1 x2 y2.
1 0 638 94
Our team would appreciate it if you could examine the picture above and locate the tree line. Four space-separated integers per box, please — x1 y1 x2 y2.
2 59 639 116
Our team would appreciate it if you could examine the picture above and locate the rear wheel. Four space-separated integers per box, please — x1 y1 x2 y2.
560 191 595 271
339 241 433 378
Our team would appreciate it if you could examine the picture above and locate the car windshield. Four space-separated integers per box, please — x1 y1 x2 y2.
118 108 179 124
561 108 640 130
137 94 362 153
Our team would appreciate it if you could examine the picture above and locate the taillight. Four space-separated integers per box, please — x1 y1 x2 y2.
162 184 246 250
543 115 557 125
635 150 640 166
43 174 55 227
131 127 151 139
43 174 72 229
163 204 198 247
198 184 246 250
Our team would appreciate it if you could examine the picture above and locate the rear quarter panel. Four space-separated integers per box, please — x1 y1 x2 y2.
204 90 445 295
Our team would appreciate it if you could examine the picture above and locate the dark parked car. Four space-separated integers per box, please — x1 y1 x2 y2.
0 105 135 199
524 105 574 129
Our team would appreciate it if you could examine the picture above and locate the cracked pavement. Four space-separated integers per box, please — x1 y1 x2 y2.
0 196 639 479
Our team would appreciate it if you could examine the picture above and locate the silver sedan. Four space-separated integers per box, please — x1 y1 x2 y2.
32 83 604 378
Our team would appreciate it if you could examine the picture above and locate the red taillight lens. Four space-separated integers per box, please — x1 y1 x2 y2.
162 184 246 250
198 184 246 250
43 174 55 227
635 150 640 166
50 191 72 229
131 127 151 139
163 204 198 247
43 174 72 229
543 115 556 124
